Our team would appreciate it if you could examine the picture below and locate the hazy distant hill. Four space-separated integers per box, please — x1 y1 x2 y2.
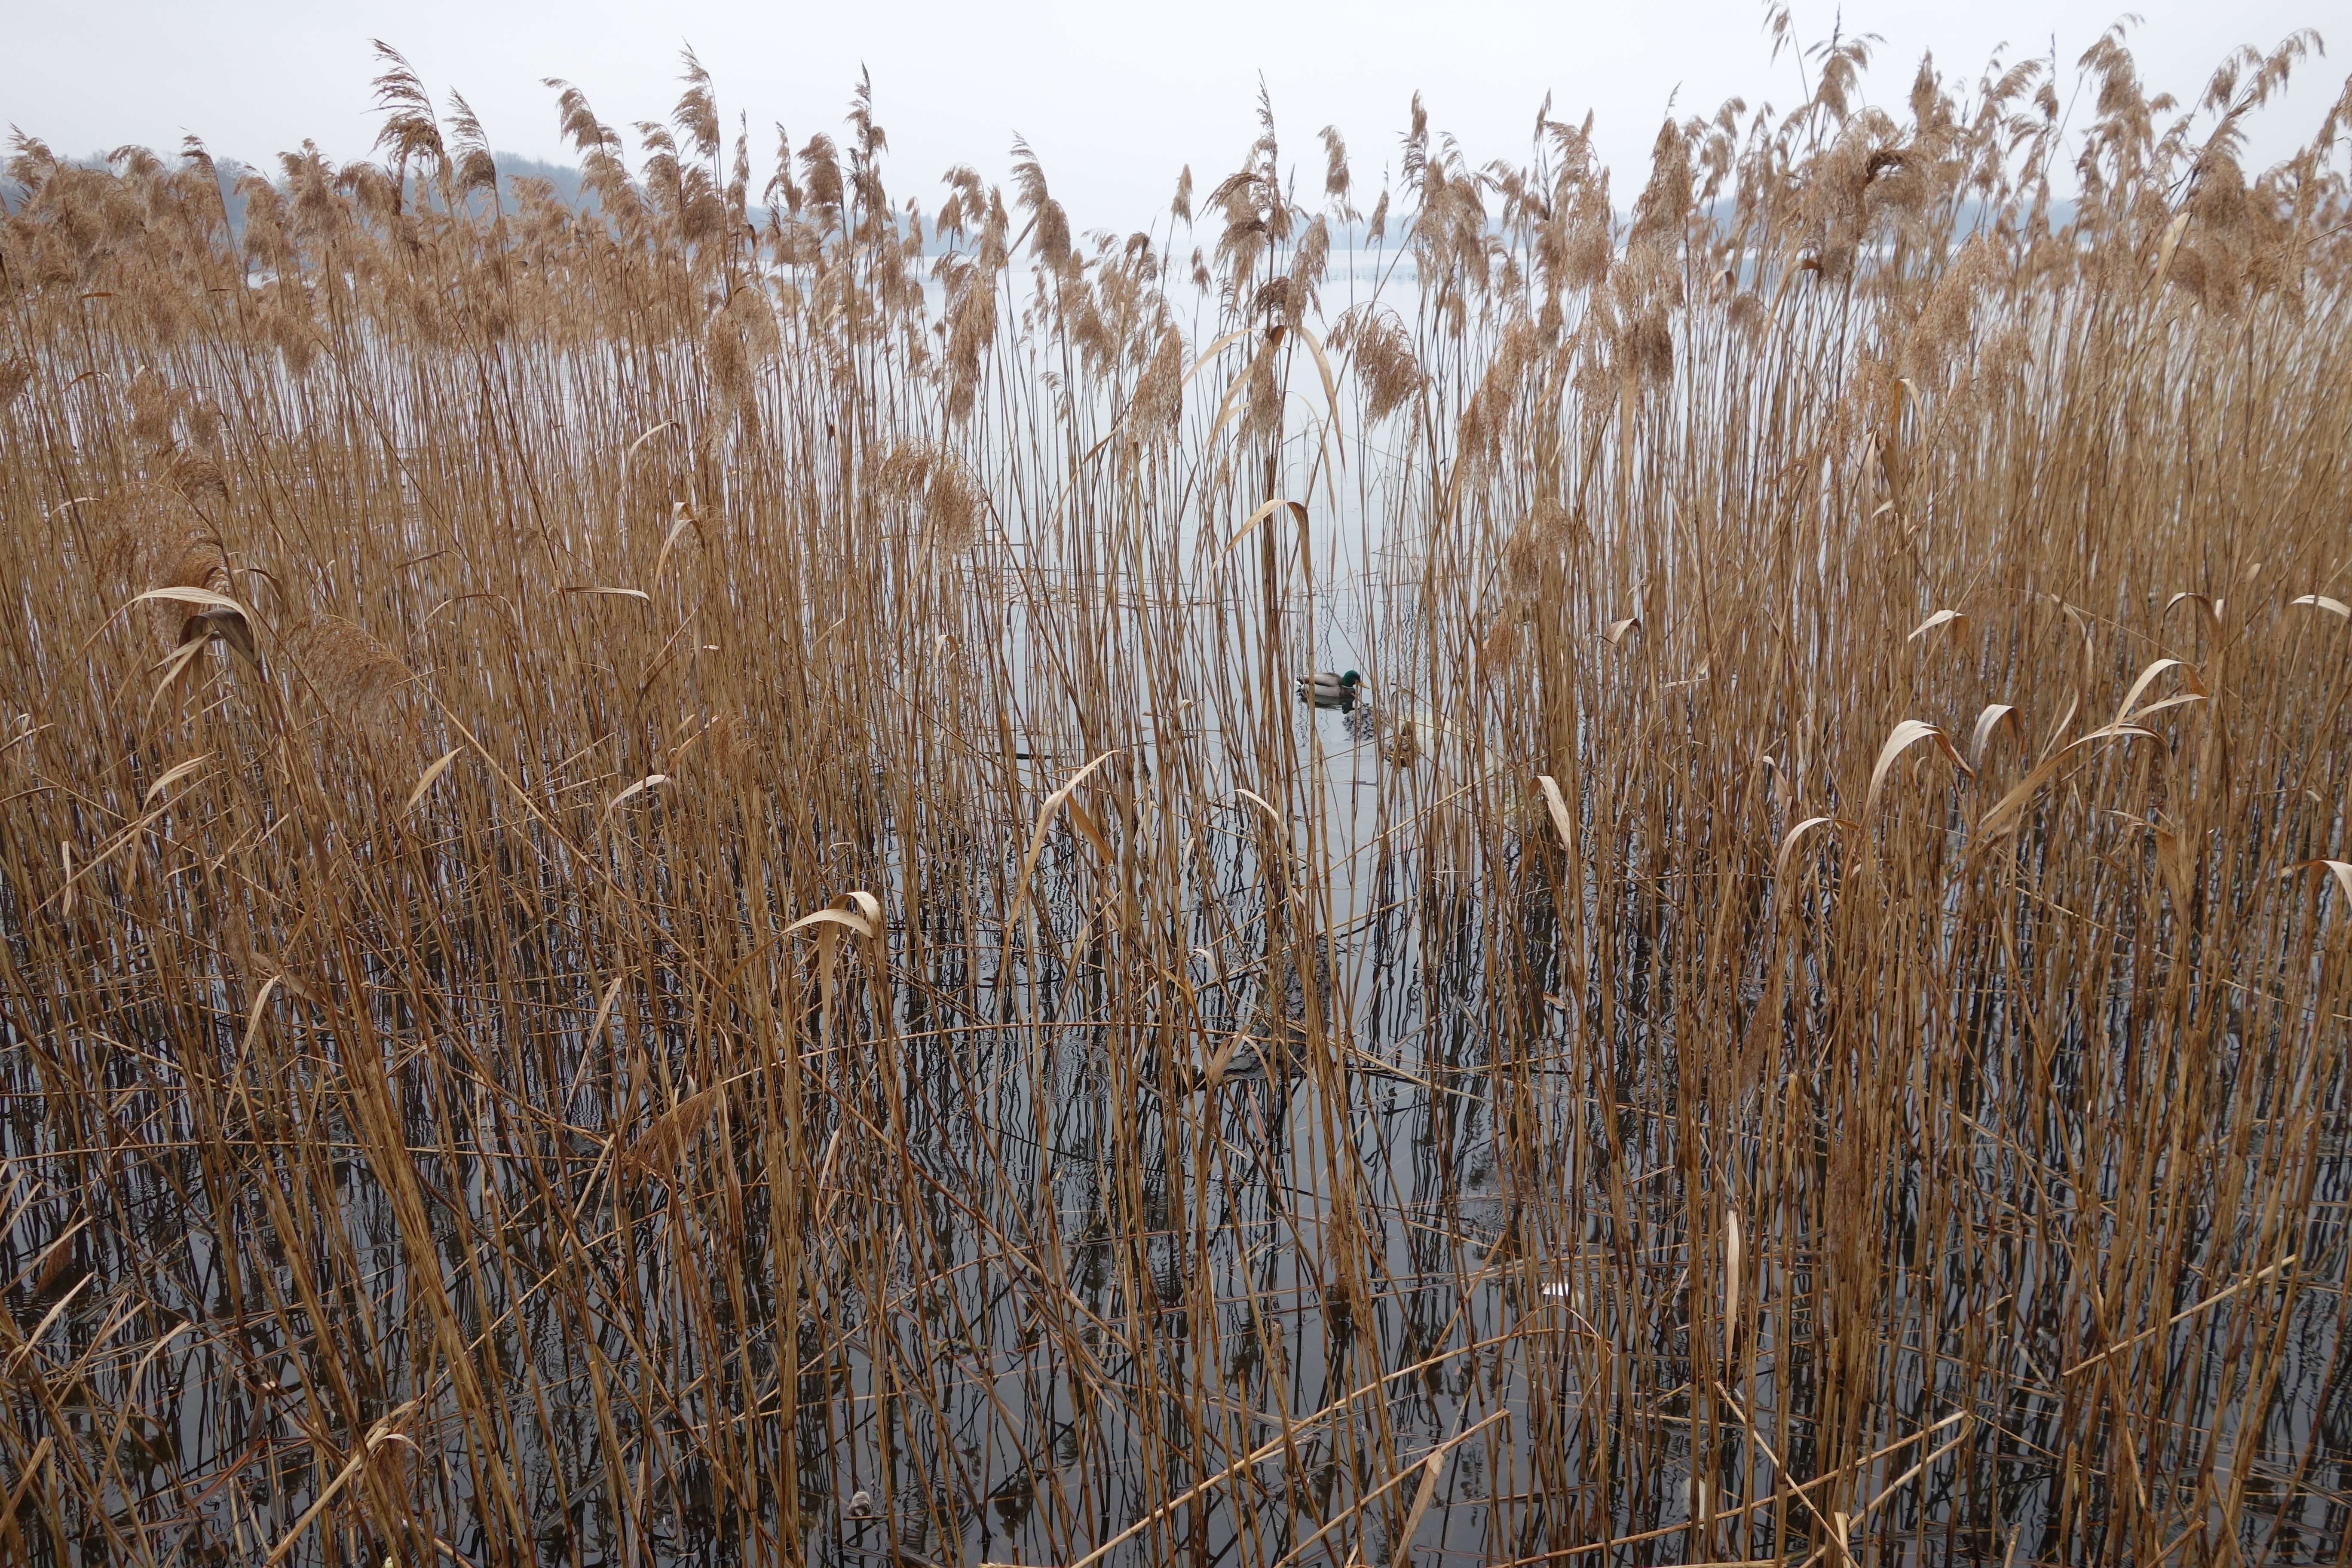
0 150 597 231
3 150 2075 257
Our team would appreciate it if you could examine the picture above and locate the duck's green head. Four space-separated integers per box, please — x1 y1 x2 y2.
1341 671 1361 689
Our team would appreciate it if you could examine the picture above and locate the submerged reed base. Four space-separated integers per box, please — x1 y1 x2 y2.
3 22 2352 1567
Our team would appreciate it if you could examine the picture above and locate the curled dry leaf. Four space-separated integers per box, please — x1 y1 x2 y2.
130 584 249 617
1603 616 1641 646
1009 750 1125 927
2165 591 2225 649
1216 498 1309 567
186 608 260 672
787 889 882 942
1535 775 1575 856
1066 794 1114 862
2114 658 2206 728
1973 724 2160 848
405 748 463 815
623 421 679 467
602 774 671 820
2280 858 2352 917
788 893 885 1049
1773 815 1848 897
1865 720 1974 823
142 753 212 807
1908 608 1969 642
78 576 258 666
653 503 700 591
1724 1210 1743 1370
146 637 215 721
2289 594 2348 619
1234 787 1283 829
239 976 282 1067
1968 704 2020 771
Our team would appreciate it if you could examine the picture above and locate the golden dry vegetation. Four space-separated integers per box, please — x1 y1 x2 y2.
3 18 2352 1567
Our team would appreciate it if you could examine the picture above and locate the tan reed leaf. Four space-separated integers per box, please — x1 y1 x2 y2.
1773 815 1849 899
1064 794 1113 864
2280 858 2352 915
1907 608 1969 642
1974 725 2160 847
1534 775 1574 855
2164 590 2225 644
788 894 883 1053
141 753 212 807
404 747 463 814
784 903 877 942
652 504 700 591
1865 720 1972 823
602 774 672 821
1724 1209 1743 1373
1009 751 1125 928
1967 704 2021 771
129 584 246 616
1217 498 1308 567
2113 657 2206 728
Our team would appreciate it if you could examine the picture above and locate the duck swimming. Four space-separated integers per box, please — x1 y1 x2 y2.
1298 670 1362 709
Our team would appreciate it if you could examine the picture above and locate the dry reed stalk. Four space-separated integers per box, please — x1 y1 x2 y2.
0 23 2348 1568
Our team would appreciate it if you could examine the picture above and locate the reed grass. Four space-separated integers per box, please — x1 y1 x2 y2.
3 18 2352 1566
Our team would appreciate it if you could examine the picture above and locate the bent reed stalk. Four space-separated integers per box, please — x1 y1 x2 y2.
3 20 2352 1567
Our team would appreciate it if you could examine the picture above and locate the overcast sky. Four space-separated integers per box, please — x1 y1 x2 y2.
6 0 2340 233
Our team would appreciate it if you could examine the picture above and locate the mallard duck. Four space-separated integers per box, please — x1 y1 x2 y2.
1298 670 1362 709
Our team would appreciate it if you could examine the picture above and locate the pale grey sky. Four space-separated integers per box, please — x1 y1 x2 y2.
5 0 2339 231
